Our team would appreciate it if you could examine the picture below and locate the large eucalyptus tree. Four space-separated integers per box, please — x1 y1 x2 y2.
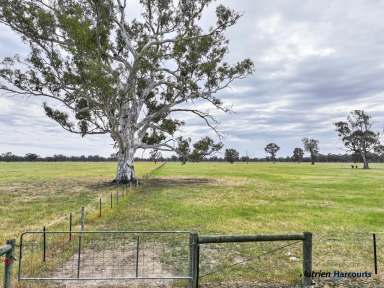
0 0 253 183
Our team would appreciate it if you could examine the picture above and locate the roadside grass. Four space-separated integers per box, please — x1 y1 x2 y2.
2 161 384 287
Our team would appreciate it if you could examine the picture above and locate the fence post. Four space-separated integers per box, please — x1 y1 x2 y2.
135 236 140 278
43 226 46 262
99 197 102 217
303 232 312 287
80 207 85 231
69 213 72 241
116 182 120 204
77 207 85 279
110 192 113 208
4 239 15 288
190 233 199 288
373 233 378 274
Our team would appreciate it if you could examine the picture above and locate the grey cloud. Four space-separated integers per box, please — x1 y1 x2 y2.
1 0 384 157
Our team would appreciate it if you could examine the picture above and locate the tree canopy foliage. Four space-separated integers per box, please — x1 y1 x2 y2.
224 148 239 164
264 142 280 163
292 147 304 163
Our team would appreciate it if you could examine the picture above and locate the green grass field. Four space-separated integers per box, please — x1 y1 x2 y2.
0 161 157 243
148 162 384 233
1 161 384 287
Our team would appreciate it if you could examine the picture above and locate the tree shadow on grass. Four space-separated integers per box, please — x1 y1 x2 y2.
87 177 215 190
86 181 119 190
143 177 215 188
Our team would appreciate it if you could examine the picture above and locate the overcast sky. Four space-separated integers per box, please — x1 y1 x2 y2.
1 0 384 158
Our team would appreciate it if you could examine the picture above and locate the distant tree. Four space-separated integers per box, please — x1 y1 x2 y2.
149 150 162 164
189 137 223 162
1 152 19 162
52 154 67 162
241 151 250 163
209 156 220 161
175 137 191 165
224 148 239 164
292 148 304 163
24 153 39 161
87 155 104 161
335 110 382 169
302 138 319 165
241 155 250 163
170 155 178 161
176 136 222 163
264 143 280 163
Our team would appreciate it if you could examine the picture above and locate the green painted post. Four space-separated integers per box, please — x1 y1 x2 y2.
190 233 199 288
4 239 15 288
303 232 313 287
189 234 193 286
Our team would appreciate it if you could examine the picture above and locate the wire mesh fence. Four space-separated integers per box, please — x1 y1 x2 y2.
309 232 384 286
198 239 303 286
19 231 192 282
196 232 384 287
313 233 376 271
14 231 384 287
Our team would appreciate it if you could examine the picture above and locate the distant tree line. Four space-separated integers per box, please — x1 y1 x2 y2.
2 110 382 169
0 152 116 162
3 151 384 164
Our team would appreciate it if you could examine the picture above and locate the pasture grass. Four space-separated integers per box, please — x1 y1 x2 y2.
99 162 384 234
95 162 384 285
0 161 157 243
1 161 384 286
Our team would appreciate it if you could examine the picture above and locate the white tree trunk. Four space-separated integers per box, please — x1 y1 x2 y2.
361 152 369 169
116 145 136 184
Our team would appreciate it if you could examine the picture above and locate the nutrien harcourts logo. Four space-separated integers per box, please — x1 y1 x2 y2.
304 270 372 278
